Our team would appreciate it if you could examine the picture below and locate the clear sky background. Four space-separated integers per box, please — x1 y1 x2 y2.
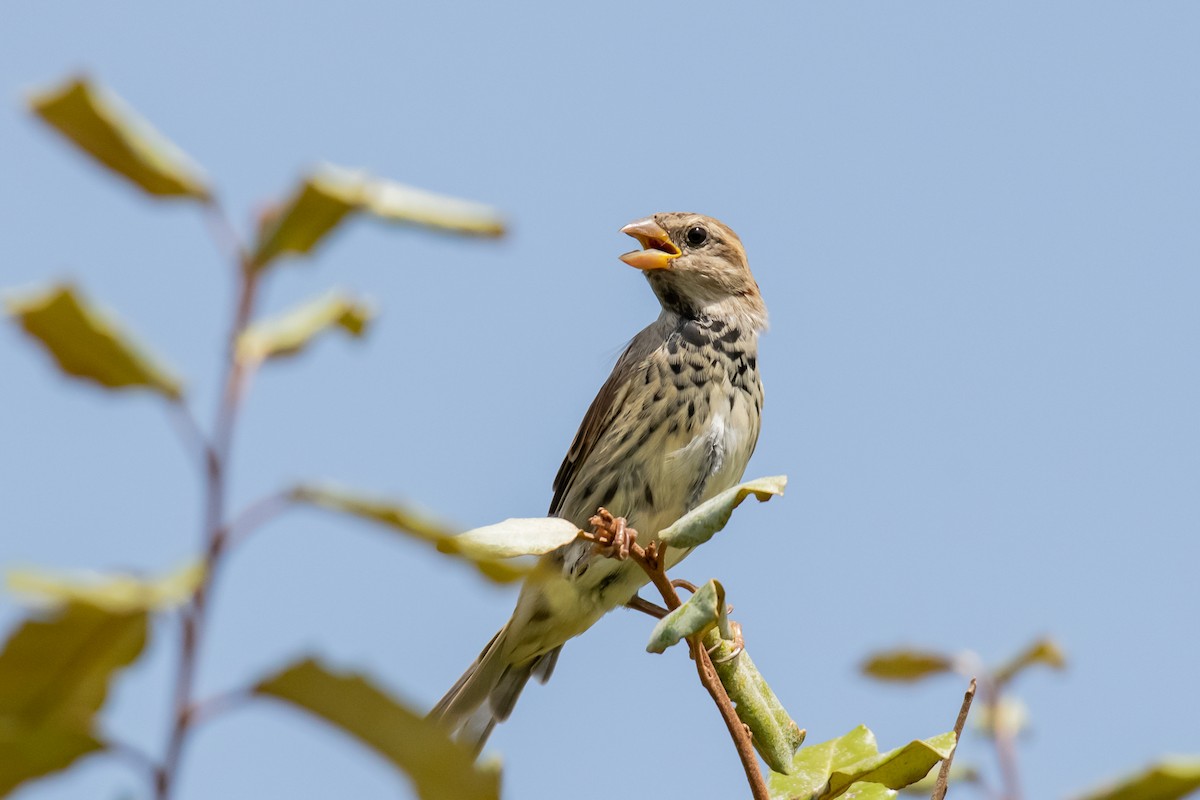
2 3 1198 799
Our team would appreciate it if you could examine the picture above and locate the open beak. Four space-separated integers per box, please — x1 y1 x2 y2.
619 218 681 271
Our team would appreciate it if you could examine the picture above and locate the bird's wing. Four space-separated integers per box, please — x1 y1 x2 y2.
549 324 661 516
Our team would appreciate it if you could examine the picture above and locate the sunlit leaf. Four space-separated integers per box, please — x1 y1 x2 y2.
860 649 957 683
438 517 580 560
29 75 209 200
6 562 203 613
658 475 786 549
250 165 505 271
704 629 805 775
993 636 1066 686
0 603 147 795
291 485 530 583
1073 757 1200 800
7 284 183 399
646 579 726 654
768 726 954 800
255 658 499 800
237 291 373 363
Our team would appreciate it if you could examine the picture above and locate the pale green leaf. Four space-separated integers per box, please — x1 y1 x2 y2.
860 649 956 683
237 291 373 363
250 165 505 271
993 636 1067 686
255 658 499 800
292 485 530 583
768 726 954 800
705 629 805 775
839 785 895 800
646 579 726 654
1073 757 1200 800
6 562 203 613
7 284 183 399
438 517 581 560
658 475 787 548
29 75 209 199
0 603 147 795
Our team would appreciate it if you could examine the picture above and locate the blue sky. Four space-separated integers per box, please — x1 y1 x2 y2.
2 2 1198 798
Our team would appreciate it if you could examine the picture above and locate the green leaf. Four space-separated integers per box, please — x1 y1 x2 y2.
255 658 499 800
438 517 581 561
291 485 536 583
237 291 373 363
898 763 980 793
860 649 957 683
658 475 786 549
704 629 805 775
7 283 183 399
0 603 148 795
250 165 505 271
1073 757 1200 800
993 636 1066 686
29 75 209 200
646 579 727 654
6 562 203 613
768 726 955 800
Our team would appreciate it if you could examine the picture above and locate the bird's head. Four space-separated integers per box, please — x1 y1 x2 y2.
619 212 767 331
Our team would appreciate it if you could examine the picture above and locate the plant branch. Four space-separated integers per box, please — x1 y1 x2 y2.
583 515 769 800
157 203 261 800
225 489 295 550
931 677 976 800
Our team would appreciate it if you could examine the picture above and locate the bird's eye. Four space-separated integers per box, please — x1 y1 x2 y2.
685 226 708 247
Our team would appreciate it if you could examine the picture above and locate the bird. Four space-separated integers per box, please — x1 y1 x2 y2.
430 212 768 752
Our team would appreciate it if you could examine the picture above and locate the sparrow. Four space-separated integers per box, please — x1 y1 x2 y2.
431 212 767 752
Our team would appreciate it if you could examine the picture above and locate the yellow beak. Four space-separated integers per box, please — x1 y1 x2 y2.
619 218 681 270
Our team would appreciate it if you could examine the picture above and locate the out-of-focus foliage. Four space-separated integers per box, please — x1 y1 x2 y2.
6 563 203 613
1073 758 1200 800
237 291 373 364
255 659 500 800
7 283 183 399
30 75 210 199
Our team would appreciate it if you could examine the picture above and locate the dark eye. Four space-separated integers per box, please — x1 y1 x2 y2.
685 226 708 247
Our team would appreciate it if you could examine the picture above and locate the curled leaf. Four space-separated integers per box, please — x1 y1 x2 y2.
237 291 373 363
7 283 183 399
29 75 210 200
704 629 805 775
646 579 727 654
657 475 787 549
255 658 499 800
6 562 203 613
860 649 957 683
250 165 505 271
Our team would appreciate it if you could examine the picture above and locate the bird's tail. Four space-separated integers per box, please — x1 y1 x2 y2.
429 623 561 755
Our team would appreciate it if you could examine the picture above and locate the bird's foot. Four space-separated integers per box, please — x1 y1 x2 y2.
589 507 638 560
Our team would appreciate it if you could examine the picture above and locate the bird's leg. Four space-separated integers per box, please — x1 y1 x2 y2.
625 594 670 619
588 507 638 560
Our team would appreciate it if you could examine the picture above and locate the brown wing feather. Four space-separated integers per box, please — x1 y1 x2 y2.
548 342 639 516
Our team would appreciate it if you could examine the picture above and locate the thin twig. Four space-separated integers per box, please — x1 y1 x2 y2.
932 677 977 800
166 400 217 474
224 490 295 550
584 519 769 800
157 202 260 800
108 738 159 784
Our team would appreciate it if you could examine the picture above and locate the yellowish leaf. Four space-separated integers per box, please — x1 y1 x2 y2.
7 562 203 613
237 291 373 363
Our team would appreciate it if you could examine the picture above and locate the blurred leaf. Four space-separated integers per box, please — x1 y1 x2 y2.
292 485 530 583
7 562 202 613
237 291 373 363
705 629 805 775
6 283 183 399
255 658 499 800
973 696 1029 739
860 649 956 683
1073 757 1200 800
29 75 209 200
768 726 954 800
646 579 726 654
994 636 1066 686
439 517 580 560
898 763 980 793
250 165 505 271
658 475 787 548
0 603 148 795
